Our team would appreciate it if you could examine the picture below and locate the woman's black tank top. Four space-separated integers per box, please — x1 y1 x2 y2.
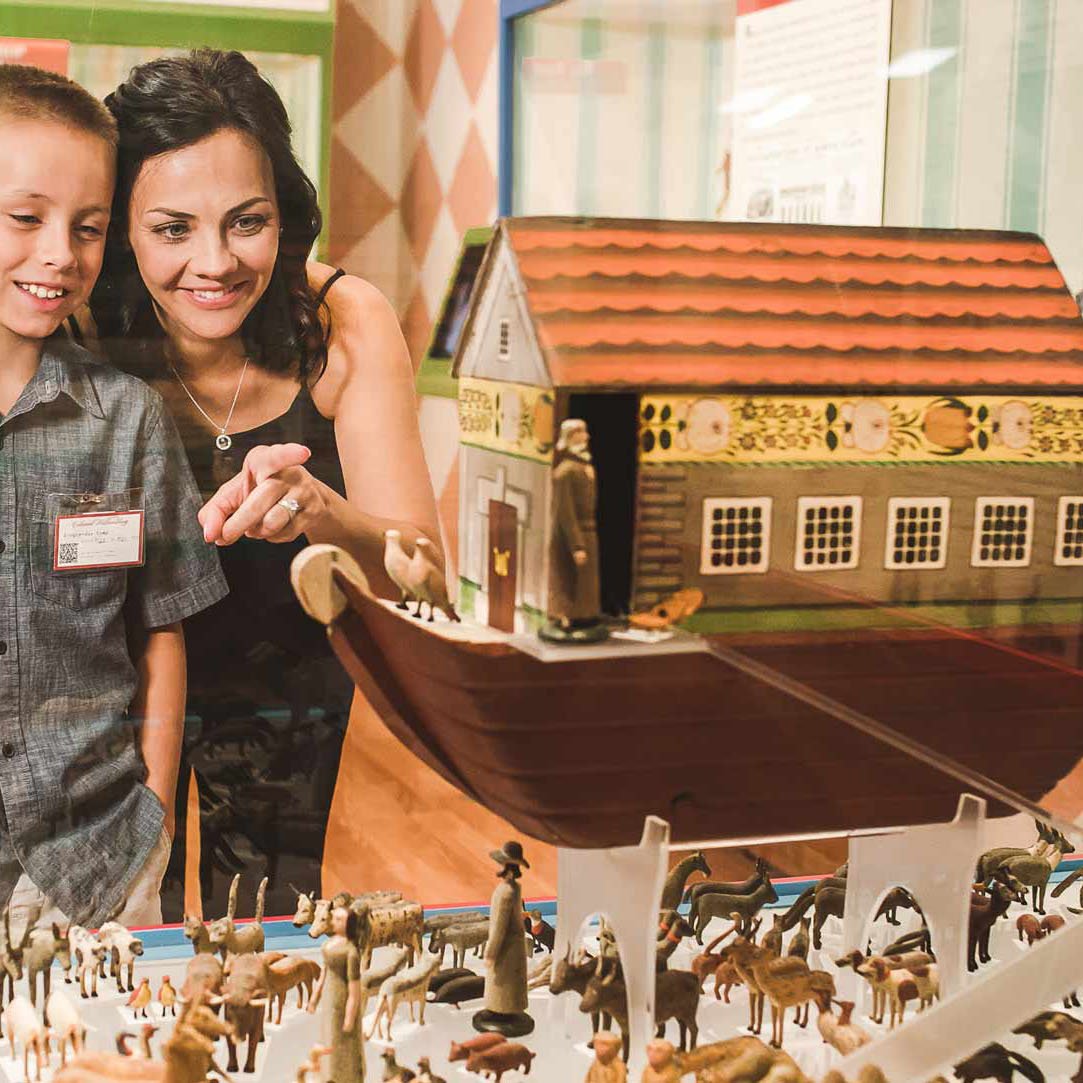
181 269 349 682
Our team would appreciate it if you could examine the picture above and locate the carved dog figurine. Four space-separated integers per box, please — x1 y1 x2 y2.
366 953 440 1041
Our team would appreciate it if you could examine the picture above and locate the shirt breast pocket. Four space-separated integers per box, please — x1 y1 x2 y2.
31 491 135 611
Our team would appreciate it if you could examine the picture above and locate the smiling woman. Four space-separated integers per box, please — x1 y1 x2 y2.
86 49 443 918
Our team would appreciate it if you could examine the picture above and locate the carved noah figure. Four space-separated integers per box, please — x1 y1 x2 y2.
474 842 534 1037
542 418 608 643
307 905 363 1082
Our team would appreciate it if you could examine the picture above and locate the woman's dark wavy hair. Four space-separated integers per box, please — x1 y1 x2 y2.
90 48 328 382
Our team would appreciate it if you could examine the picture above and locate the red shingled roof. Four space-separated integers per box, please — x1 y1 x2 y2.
501 218 1083 388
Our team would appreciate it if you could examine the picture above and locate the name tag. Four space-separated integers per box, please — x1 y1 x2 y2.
53 510 145 571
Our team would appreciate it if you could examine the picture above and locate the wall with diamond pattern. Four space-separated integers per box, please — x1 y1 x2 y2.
328 0 498 366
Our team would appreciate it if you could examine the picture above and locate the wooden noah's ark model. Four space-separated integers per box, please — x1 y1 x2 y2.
296 217 1083 852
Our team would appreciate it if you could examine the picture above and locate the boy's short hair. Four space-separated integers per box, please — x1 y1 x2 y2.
0 63 117 146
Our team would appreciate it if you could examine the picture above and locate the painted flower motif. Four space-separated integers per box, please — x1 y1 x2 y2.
740 434 757 450
922 403 974 450
685 398 732 454
993 401 1033 450
840 400 891 453
740 400 758 421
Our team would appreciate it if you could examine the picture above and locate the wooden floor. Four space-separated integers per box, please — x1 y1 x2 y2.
320 692 856 908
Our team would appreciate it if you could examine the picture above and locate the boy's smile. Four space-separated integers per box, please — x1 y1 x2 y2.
0 117 113 354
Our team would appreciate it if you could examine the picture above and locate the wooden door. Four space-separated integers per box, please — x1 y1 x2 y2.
488 500 518 632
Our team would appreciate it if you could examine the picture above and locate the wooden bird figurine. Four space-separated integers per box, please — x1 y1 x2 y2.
126 977 152 1019
415 1056 446 1083
383 529 415 611
157 975 176 1017
816 995 871 1055
407 537 460 623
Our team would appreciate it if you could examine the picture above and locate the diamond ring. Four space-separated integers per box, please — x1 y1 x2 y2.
277 496 302 521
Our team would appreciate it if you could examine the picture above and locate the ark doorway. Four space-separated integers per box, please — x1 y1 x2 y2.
567 392 639 617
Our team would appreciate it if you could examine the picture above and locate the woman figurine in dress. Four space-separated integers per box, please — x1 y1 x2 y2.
474 840 534 1037
86 49 443 908
307 904 364 1082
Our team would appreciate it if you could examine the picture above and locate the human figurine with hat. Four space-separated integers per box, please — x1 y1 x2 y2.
473 840 535 1037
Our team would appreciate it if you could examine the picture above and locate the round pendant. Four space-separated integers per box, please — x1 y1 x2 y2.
215 433 232 452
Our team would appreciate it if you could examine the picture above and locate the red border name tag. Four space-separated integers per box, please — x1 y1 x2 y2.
53 510 145 571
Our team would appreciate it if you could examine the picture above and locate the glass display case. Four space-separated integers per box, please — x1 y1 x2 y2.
502 0 1083 296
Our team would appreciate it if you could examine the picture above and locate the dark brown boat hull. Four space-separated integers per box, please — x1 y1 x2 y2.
327 577 1080 849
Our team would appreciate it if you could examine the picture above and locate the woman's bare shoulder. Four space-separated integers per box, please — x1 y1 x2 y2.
306 261 410 415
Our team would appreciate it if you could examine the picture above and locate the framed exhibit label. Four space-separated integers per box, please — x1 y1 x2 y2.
729 0 892 225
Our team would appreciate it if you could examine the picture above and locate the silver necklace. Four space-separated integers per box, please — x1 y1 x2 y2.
170 358 250 452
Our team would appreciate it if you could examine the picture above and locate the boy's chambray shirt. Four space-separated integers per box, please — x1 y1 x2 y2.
0 336 227 925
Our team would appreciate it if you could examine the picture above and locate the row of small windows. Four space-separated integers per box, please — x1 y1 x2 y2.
698 496 1083 575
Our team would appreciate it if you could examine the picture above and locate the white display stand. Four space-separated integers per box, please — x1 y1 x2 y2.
550 815 671 1079
841 793 985 1008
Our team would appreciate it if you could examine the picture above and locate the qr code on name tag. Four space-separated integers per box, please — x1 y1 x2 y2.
57 542 80 567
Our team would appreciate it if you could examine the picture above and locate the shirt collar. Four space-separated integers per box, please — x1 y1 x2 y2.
27 336 107 420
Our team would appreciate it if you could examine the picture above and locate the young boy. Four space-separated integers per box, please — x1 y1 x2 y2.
0 65 227 927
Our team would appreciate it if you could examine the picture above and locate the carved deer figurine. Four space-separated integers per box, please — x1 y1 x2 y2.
208 875 269 960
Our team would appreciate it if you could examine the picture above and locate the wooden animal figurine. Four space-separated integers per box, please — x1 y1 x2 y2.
291 889 318 930
464 1041 536 1082
98 922 145 994
294 1044 331 1083
430 920 489 968
760 914 784 957
266 956 322 1024
429 973 485 1008
115 1023 156 1059
307 905 364 1083
380 1047 416 1080
953 1042 1045 1082
627 588 703 631
181 952 224 1005
856 957 921 1028
665 1036 812 1083
882 926 933 955
158 975 177 1017
1013 1009 1083 1050
580 958 700 1061
969 875 1025 971
526 953 552 991
586 1031 627 1083
874 886 918 926
787 917 810 961
475 840 533 1037
216 951 271 1074
308 893 409 940
3 995 48 1082
692 876 778 943
127 977 152 1019
53 994 235 1083
976 820 1055 882
1017 913 1043 945
815 995 871 1055
208 875 269 960
424 910 488 938
0 909 26 1006
661 851 711 911
549 951 616 1039
384 529 417 612
526 910 555 954
183 914 216 956
1041 913 1066 936
352 899 425 969
24 922 71 1007
45 988 86 1067
68 925 107 999
415 1056 446 1083
685 859 768 914
656 911 694 968
367 952 440 1040
358 947 410 1019
449 1032 506 1061
408 537 460 622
